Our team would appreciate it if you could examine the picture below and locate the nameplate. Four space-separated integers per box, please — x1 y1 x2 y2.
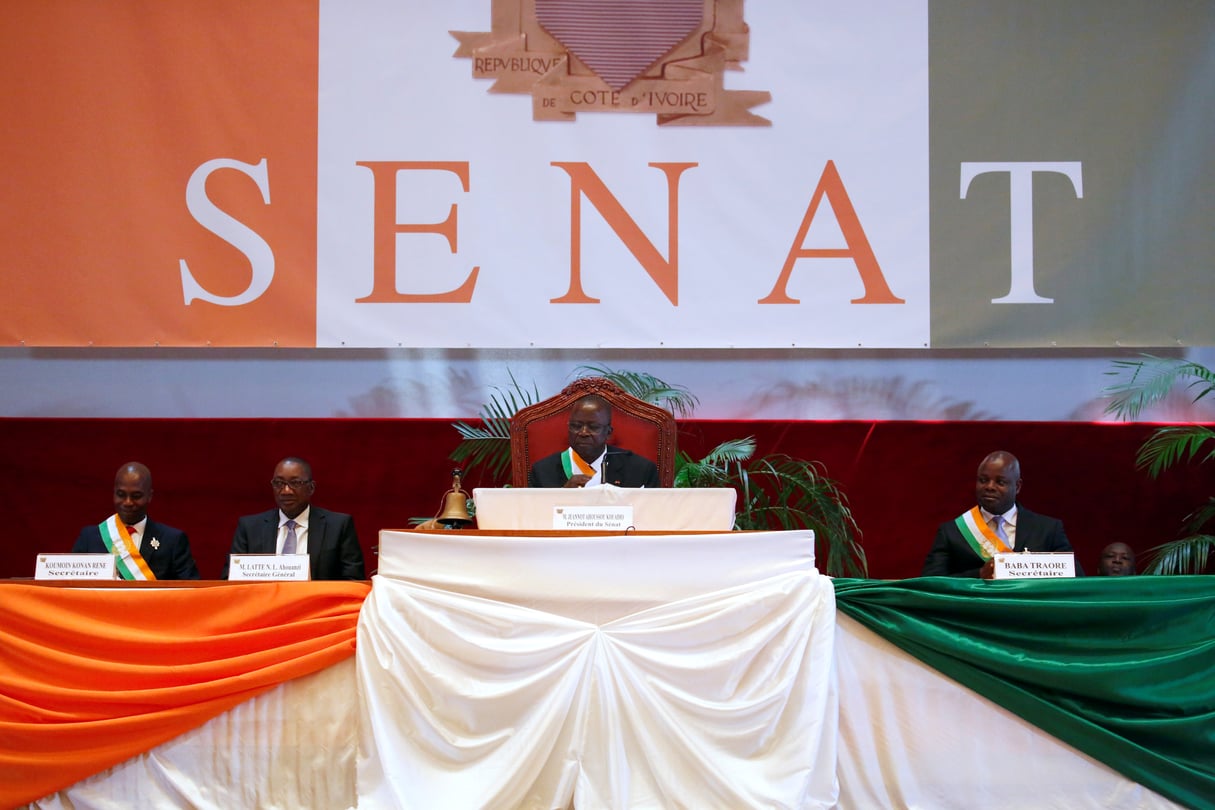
553 505 634 530
35 553 117 579
228 554 312 581
993 552 1076 579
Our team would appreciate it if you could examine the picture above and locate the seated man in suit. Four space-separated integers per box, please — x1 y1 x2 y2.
222 457 365 581
1097 542 1136 576
921 450 1079 579
72 461 200 580
528 394 661 488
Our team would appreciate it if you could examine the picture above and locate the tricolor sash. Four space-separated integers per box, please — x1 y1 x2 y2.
954 506 1013 561
561 447 597 482
98 514 157 581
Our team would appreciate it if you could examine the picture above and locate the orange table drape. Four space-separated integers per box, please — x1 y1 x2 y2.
0 581 369 809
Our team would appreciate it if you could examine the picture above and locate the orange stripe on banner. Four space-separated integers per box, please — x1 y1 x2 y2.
0 1 319 347
0 581 367 808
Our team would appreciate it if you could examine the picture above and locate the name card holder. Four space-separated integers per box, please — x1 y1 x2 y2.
228 554 312 581
993 551 1076 579
36 553 117 580
553 505 635 530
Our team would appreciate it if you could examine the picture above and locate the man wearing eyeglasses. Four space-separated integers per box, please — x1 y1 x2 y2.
221 457 365 580
528 395 661 488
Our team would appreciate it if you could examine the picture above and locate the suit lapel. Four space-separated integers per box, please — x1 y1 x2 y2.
258 512 279 554
1013 509 1037 552
142 521 160 577
308 509 325 580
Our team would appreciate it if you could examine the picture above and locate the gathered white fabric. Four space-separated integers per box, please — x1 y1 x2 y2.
357 530 838 810
31 659 359 810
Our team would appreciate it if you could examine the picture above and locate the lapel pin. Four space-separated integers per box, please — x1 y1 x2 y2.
150 538 160 550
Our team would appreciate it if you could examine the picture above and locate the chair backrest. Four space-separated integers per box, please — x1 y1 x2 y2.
510 377 677 487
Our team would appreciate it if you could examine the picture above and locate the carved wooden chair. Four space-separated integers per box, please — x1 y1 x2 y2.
510 377 677 488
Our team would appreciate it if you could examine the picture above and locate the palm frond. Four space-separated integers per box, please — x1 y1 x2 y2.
697 437 757 467
574 364 699 417
1103 355 1215 420
448 424 512 481
1181 496 1215 536
448 370 540 483
673 456 733 489
1141 534 1215 575
1134 425 1215 478
673 438 757 488
723 454 867 577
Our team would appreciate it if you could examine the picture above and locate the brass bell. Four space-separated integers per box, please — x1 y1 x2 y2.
434 469 473 529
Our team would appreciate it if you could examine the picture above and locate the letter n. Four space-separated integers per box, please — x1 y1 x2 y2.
550 162 696 305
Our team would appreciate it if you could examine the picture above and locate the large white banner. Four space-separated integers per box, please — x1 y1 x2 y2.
4 2 1210 349
317 2 929 348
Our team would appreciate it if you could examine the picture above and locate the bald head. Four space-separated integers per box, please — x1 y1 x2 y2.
975 451 1022 515
979 451 1020 479
116 462 152 488
113 461 153 526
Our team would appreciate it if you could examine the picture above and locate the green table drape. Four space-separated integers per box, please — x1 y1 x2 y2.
833 576 1215 810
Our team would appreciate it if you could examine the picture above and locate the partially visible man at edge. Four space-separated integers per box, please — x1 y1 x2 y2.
921 450 1081 579
1097 542 1136 576
222 456 365 581
72 461 201 580
528 394 661 488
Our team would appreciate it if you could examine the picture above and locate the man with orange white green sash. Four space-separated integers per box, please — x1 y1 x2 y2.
528 394 661 489
921 450 1078 579
71 461 201 580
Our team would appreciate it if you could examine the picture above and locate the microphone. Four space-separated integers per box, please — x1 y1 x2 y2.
602 448 628 486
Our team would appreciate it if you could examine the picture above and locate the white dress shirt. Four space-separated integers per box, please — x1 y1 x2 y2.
980 504 1018 548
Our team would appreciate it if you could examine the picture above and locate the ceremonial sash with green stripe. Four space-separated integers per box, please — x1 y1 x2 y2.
954 506 1012 561
98 514 156 581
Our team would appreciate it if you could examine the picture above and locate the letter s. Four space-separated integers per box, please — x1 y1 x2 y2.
179 158 274 306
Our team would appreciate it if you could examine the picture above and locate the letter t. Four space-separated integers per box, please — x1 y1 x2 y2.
960 161 1083 304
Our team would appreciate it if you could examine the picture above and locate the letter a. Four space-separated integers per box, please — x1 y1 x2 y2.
760 161 903 304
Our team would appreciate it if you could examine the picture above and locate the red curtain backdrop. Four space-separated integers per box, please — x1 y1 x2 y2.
2 418 1210 581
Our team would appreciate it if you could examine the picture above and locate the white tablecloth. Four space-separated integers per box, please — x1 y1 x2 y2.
357 529 837 809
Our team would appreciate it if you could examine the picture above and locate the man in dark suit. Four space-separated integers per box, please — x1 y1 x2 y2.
72 461 200 580
921 450 1078 578
222 457 365 581
528 395 661 488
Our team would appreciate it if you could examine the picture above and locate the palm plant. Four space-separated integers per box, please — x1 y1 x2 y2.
448 370 539 483
447 366 867 577
674 438 866 577
1103 355 1215 574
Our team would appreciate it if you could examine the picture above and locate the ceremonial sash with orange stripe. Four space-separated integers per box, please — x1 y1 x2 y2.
561 447 597 482
98 514 156 581
954 506 1013 561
